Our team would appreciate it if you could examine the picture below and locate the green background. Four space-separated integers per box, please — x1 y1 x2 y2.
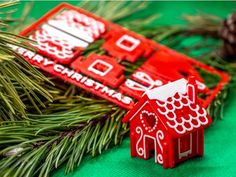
16 1 236 177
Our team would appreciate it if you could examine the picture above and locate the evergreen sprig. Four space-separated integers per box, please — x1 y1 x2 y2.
0 100 127 177
0 1 52 121
0 1 235 177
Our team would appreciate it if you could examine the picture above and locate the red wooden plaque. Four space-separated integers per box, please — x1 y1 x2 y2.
12 3 229 109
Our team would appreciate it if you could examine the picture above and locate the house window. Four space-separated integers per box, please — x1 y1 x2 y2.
178 133 192 159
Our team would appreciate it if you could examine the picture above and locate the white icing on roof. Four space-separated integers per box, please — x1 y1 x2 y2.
145 78 188 102
156 93 209 135
145 78 211 135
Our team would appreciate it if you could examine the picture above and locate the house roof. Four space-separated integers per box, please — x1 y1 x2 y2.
123 78 212 138
145 78 188 102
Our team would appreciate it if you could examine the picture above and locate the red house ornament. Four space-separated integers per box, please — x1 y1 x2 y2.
122 77 212 168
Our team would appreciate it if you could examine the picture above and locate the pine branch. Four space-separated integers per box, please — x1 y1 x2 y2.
0 2 52 121
0 100 128 177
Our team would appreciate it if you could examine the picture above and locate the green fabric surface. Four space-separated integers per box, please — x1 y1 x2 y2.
16 1 236 177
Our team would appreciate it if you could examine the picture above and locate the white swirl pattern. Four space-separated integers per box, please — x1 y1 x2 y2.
156 130 164 164
135 127 144 156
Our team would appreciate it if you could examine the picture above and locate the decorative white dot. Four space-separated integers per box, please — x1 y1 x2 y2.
140 110 158 132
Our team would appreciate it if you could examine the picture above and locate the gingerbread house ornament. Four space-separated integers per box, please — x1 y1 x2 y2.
122 77 212 168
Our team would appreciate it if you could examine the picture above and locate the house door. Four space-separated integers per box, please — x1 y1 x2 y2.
143 131 164 164
144 135 156 161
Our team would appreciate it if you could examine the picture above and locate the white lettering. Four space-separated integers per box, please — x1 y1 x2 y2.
80 77 87 84
121 96 132 105
24 50 35 59
43 58 54 66
33 54 44 63
17 47 27 55
61 68 74 77
54 64 64 73
111 93 122 101
101 86 114 96
71 73 83 82
84 79 94 87
94 82 104 90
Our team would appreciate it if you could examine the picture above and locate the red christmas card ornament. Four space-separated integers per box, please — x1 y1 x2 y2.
11 3 229 110
122 77 212 168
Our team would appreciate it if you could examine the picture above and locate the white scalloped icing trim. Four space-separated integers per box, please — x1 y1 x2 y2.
154 82 209 134
164 105 208 134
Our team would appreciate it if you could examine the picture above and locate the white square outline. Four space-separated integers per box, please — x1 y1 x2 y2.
88 59 113 76
116 34 140 52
